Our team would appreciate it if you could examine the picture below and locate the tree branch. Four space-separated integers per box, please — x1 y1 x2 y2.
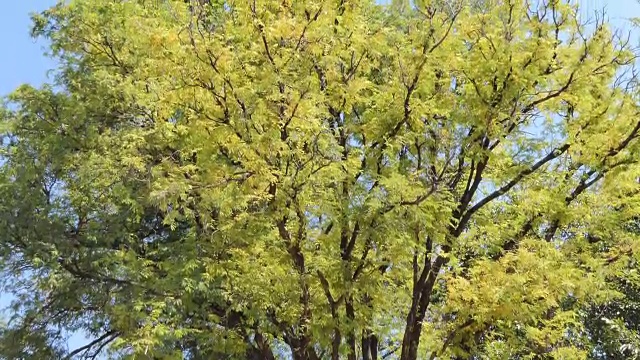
64 330 118 360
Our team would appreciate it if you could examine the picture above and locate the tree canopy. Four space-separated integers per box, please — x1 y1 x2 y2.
2 0 640 359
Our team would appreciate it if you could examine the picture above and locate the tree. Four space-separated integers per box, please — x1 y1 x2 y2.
582 215 640 360
1 0 640 359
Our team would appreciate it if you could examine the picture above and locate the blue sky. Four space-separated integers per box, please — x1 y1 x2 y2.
0 1 57 96
0 0 639 357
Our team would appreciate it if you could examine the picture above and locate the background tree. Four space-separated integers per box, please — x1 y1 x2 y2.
580 214 640 360
1 0 640 359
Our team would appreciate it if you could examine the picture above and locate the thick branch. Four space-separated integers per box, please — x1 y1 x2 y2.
64 331 118 360
457 143 570 234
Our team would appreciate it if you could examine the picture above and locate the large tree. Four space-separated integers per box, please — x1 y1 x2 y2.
1 0 640 359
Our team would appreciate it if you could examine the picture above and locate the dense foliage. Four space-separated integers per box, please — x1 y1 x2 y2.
2 0 640 359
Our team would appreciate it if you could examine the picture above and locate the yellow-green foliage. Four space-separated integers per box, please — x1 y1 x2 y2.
1 0 640 359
